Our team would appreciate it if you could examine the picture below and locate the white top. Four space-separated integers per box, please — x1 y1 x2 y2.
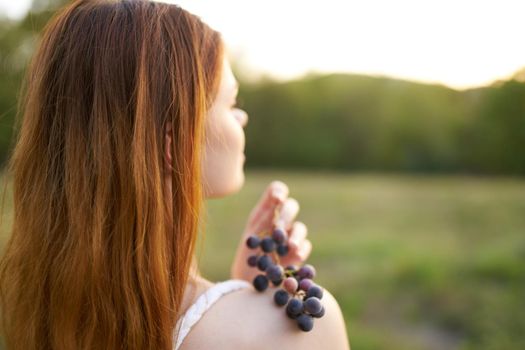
173 279 252 350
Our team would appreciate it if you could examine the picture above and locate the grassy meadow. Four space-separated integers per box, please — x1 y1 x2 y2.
1 170 524 350
199 170 525 350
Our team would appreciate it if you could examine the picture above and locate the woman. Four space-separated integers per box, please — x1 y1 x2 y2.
0 0 350 349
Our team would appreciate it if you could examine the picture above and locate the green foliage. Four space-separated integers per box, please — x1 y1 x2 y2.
239 73 524 175
0 0 68 165
458 81 525 175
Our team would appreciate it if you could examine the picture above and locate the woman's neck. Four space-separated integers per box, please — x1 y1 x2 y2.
188 254 202 281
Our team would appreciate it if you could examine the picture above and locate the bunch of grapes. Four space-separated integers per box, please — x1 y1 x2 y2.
244 208 325 332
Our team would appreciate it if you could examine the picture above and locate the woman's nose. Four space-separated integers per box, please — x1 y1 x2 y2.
233 108 248 128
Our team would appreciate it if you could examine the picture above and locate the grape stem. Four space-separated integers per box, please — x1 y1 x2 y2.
273 206 281 225
271 250 281 266
294 290 306 298
256 230 269 237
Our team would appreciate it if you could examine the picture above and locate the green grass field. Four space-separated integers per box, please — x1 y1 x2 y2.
1 170 524 349
200 170 525 350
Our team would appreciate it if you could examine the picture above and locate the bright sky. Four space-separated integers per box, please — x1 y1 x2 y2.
2 0 524 90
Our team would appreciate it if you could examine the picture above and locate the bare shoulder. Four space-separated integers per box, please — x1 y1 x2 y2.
179 283 351 350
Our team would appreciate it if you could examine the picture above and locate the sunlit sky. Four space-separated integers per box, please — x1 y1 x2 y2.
2 0 525 90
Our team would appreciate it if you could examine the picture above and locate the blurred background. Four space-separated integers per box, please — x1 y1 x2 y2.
0 0 524 349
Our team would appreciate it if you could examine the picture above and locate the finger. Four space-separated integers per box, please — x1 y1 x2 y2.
278 198 300 231
297 239 312 260
288 221 307 250
248 197 296 238
248 181 288 227
249 208 278 236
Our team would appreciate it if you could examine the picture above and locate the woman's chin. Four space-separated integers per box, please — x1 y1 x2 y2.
203 169 245 199
226 158 246 194
226 168 245 195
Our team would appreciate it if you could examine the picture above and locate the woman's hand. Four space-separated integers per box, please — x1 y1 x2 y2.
230 181 313 283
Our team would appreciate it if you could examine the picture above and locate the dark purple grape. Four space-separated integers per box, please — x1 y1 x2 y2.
286 298 303 317
306 285 323 300
260 237 276 253
304 297 323 315
266 264 284 282
272 228 287 244
297 264 316 279
247 255 258 267
285 264 298 272
271 278 283 287
296 313 314 332
298 278 314 292
312 305 325 318
253 274 269 292
276 243 289 256
256 255 271 271
245 235 260 249
286 307 299 319
273 289 289 306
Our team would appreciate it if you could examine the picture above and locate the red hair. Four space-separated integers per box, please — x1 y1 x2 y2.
0 0 224 348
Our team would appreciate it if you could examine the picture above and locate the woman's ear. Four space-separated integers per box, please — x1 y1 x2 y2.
164 121 173 171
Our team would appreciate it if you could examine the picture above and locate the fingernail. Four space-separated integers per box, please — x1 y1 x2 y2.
272 188 286 202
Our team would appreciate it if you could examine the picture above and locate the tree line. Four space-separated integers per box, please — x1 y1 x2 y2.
238 71 525 175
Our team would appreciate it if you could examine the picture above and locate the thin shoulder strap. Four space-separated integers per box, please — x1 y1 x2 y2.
173 279 252 350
